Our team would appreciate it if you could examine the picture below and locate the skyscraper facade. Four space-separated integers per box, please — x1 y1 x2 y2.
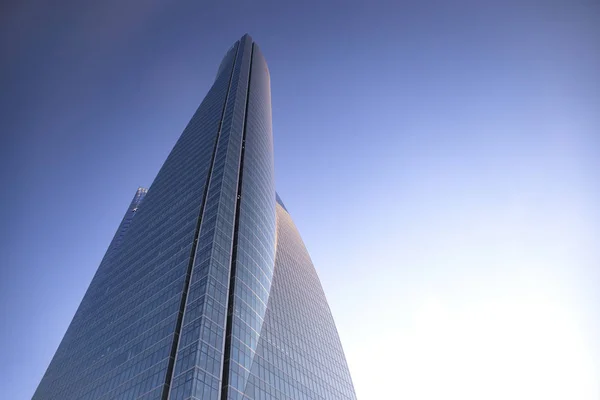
34 34 356 400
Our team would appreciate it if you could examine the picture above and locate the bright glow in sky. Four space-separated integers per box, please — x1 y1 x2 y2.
1 1 598 399
349 293 597 399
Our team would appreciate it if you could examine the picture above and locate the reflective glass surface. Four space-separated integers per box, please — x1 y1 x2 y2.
34 34 357 400
33 37 238 400
167 36 253 400
221 43 277 400
237 198 357 400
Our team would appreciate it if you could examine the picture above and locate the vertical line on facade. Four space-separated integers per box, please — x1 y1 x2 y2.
160 42 240 400
221 41 254 400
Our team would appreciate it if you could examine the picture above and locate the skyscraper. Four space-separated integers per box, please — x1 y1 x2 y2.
34 34 356 400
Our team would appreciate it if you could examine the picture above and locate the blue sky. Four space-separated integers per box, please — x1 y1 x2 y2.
1 1 599 399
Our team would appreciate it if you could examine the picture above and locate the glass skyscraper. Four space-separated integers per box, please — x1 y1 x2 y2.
34 34 356 400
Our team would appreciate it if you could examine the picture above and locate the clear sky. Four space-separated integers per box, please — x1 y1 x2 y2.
1 1 599 399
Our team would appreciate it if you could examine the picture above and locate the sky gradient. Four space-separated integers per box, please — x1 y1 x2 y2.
1 1 599 399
